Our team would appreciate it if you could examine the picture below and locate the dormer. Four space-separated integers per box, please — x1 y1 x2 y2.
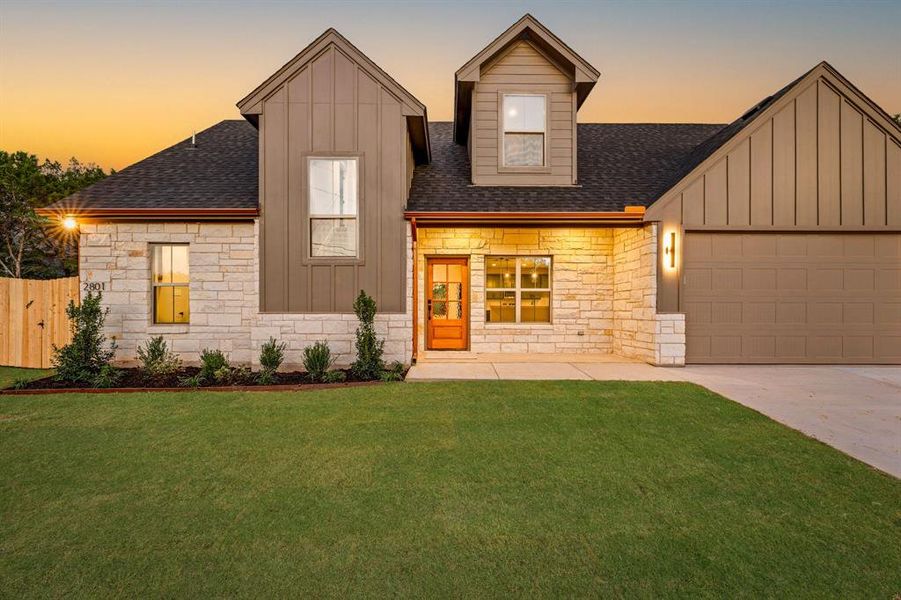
454 15 599 186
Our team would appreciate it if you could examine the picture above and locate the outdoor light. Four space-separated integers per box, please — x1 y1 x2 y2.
664 231 676 269
62 215 78 231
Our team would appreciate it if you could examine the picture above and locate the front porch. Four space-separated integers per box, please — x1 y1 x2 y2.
407 352 684 381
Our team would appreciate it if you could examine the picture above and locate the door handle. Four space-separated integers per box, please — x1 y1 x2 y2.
426 300 432 320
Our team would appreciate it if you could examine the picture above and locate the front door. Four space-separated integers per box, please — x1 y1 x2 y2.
426 257 468 350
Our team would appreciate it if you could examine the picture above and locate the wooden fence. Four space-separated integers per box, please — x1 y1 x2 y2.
0 277 80 369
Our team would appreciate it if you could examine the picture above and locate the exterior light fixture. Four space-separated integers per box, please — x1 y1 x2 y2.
62 215 78 231
664 231 676 269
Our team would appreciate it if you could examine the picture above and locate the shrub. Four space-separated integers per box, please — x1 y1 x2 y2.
258 337 287 384
91 364 122 388
52 292 117 384
136 336 182 383
380 361 406 383
350 290 384 381
303 340 336 383
198 348 228 383
178 373 203 388
323 370 346 383
11 377 30 390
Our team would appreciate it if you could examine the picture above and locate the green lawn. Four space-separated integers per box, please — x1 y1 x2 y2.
0 366 53 389
1 382 898 598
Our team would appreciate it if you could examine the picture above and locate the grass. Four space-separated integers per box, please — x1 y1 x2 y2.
1 381 898 598
0 366 53 389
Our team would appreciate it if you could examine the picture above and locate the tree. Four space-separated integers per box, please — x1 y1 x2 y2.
0 151 107 278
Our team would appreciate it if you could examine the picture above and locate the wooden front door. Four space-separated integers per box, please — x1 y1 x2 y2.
426 257 468 350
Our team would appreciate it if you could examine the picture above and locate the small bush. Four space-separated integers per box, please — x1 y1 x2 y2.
258 337 287 384
11 377 31 390
350 290 384 381
303 341 336 382
380 361 406 382
178 373 203 388
199 348 228 382
323 370 346 383
136 336 181 383
91 364 123 389
52 292 117 384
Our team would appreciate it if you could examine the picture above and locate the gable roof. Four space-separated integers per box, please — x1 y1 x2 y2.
237 28 430 164
454 14 600 144
40 120 258 217
646 61 901 219
407 121 723 213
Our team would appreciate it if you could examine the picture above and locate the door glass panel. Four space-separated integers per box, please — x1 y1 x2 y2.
486 291 515 323
446 282 462 301
432 264 446 282
447 301 462 320
432 301 447 319
447 264 462 282
431 282 447 300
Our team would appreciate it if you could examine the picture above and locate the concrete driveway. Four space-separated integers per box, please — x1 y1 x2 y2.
408 358 900 478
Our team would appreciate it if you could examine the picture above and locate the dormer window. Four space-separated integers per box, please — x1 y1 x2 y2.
502 94 546 167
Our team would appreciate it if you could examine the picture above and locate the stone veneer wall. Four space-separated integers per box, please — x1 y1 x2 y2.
611 224 685 366
416 224 685 365
78 221 412 368
416 227 615 354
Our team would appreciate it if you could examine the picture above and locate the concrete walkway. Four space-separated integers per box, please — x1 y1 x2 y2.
407 356 901 478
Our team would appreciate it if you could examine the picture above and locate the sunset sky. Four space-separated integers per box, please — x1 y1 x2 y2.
2 0 899 172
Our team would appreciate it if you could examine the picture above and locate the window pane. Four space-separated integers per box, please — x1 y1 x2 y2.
504 133 544 166
486 290 515 323
520 257 550 288
447 301 462 320
432 300 447 320
446 282 462 301
170 245 189 283
521 291 550 323
486 257 516 289
152 245 170 283
432 264 446 282
504 95 546 132
154 287 173 324
432 282 447 300
173 286 190 323
310 158 357 216
311 218 357 257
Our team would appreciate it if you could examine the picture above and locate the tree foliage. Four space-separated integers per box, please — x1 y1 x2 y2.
350 290 385 381
893 114 901 127
0 151 107 278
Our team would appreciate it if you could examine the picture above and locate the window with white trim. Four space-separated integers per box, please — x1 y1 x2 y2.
502 94 546 167
309 157 358 257
151 244 189 324
485 256 551 323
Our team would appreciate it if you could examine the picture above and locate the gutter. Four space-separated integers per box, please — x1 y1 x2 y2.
36 207 260 221
403 209 646 226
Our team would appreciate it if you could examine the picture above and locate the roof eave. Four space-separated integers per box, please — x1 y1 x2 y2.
36 207 260 221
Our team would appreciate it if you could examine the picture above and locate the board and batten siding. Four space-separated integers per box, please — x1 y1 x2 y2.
649 70 901 312
471 41 576 186
259 44 410 313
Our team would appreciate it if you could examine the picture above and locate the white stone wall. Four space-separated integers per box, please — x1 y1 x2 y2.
416 228 615 354
78 220 412 368
611 224 685 366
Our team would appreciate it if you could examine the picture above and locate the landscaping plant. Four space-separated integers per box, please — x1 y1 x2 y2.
380 361 405 382
52 291 118 385
136 336 181 384
350 290 384 381
303 340 336 383
258 337 287 385
198 348 229 383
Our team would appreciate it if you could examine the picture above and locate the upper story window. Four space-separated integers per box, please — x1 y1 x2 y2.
502 94 546 167
151 244 189 324
309 157 358 257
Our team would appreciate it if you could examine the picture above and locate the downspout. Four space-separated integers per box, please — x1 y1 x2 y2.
410 218 418 364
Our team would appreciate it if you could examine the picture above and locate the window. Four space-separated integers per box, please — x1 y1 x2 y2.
151 244 189 324
309 157 358 257
485 256 551 323
503 94 546 167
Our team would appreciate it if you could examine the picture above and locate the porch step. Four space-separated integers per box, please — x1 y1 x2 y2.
416 352 638 365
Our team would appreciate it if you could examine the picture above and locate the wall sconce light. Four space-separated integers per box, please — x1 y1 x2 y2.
62 215 78 231
664 231 676 269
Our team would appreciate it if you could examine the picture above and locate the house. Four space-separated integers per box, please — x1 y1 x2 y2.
41 14 901 367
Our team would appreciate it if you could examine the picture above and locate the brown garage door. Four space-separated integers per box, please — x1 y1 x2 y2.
683 233 901 364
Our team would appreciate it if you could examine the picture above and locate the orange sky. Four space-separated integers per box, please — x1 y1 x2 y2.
2 1 899 171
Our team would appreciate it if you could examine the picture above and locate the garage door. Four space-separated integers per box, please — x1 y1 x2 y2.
683 233 901 364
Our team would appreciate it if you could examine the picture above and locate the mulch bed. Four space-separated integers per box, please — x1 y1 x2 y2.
2 367 394 395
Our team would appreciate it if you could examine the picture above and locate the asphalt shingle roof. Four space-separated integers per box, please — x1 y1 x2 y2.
406 121 725 213
44 119 258 212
